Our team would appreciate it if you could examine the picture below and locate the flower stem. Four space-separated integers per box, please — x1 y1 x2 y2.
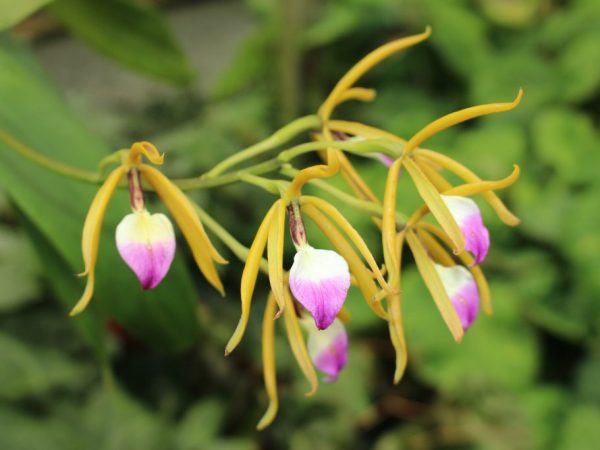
202 115 321 178
0 129 100 183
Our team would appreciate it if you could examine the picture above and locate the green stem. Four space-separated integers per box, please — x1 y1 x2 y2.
194 204 268 273
277 139 400 162
280 165 406 224
0 129 100 183
202 115 321 178
174 159 282 190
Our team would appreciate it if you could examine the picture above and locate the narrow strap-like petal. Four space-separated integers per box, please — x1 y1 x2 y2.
257 293 278 430
319 27 431 120
302 204 388 320
402 89 524 157
403 158 465 253
301 196 390 292
139 165 226 294
416 150 520 226
414 156 453 191
225 202 278 355
267 200 286 314
127 141 164 165
418 223 492 315
382 158 403 284
417 228 455 266
283 289 319 396
405 229 464 342
387 231 407 384
70 166 127 316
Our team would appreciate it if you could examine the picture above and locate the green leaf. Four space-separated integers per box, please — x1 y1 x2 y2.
557 404 600 450
0 38 200 351
0 331 91 400
83 386 171 450
0 0 53 30
48 0 194 84
0 225 41 312
175 399 225 449
532 108 600 184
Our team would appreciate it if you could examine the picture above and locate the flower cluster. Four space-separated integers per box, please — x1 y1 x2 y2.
12 27 524 429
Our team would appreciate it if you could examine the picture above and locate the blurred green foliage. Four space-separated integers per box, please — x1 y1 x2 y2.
0 0 599 448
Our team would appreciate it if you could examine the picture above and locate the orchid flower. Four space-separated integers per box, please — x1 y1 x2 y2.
70 141 227 316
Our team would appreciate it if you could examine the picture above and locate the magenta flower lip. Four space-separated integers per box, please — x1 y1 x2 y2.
441 195 490 265
289 245 351 330
116 210 176 290
306 318 349 382
435 263 480 330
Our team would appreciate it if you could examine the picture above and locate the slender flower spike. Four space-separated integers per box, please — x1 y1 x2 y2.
116 210 176 289
435 263 480 330
304 317 348 382
287 201 351 330
441 195 490 265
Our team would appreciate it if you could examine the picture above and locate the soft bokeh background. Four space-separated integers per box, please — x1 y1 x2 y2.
1 0 599 448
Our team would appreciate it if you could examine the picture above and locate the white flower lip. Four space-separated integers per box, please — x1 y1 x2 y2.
289 245 351 330
116 210 176 290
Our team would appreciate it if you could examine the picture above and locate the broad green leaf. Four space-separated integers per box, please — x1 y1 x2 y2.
0 38 200 351
175 399 226 449
0 406 87 450
422 0 490 77
532 108 600 184
557 404 600 450
83 386 171 450
0 225 40 312
48 0 193 84
0 0 53 30
0 331 91 400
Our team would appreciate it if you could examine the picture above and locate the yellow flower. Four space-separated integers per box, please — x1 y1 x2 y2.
70 141 227 316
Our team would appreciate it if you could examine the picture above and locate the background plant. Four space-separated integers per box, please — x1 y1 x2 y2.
0 0 599 449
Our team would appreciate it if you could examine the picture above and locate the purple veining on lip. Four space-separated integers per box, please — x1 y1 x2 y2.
441 195 490 265
306 318 348 382
117 240 175 289
289 247 351 330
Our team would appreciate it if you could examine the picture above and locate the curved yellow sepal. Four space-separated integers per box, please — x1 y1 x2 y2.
70 166 127 316
128 141 164 166
267 200 286 315
283 288 319 397
403 89 524 157
139 165 226 295
416 149 520 225
388 231 408 384
443 165 520 197
405 230 464 342
302 204 388 320
403 158 465 253
419 223 493 315
301 196 390 292
257 293 278 430
319 27 432 121
382 158 403 283
225 202 278 355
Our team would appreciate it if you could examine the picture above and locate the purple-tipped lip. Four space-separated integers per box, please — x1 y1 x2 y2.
118 240 175 290
289 276 350 330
